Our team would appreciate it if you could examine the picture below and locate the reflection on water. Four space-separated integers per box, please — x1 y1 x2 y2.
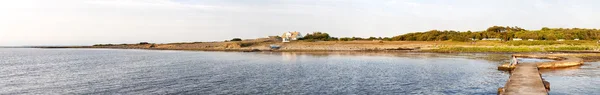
1 48 598 94
266 51 513 63
281 52 298 62
0 48 509 94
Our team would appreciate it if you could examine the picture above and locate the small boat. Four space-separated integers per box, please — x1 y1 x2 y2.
270 44 281 49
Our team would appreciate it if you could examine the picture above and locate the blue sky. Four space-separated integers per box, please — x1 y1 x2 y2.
1 0 599 46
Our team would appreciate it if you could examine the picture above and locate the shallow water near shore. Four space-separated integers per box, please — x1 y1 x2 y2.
542 61 600 94
0 48 597 94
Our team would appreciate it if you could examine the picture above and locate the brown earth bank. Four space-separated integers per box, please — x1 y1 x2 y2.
38 39 451 52
34 38 600 53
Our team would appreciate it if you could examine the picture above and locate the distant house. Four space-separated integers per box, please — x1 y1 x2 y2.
512 38 523 41
282 31 303 42
482 38 502 41
574 38 580 41
528 39 535 41
557 39 565 41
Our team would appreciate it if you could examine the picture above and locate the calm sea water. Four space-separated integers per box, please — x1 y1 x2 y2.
0 48 595 94
543 61 600 95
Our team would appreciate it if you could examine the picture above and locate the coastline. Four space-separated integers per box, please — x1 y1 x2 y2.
32 40 600 53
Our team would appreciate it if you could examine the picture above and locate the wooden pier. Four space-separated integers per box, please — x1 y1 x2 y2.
501 63 548 95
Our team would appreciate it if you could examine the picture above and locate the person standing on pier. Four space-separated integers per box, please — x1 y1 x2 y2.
510 56 519 66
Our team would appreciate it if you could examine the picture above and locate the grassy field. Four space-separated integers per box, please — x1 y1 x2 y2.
425 40 600 52
427 46 598 53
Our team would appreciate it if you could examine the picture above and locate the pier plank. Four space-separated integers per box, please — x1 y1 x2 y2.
503 63 548 95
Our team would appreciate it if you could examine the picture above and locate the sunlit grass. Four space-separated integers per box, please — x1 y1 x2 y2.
428 46 598 53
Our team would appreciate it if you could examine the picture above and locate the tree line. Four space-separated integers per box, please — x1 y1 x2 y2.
391 26 600 42
299 26 600 42
299 32 394 41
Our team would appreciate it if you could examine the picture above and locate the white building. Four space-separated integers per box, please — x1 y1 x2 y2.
512 38 523 41
557 39 565 41
282 31 303 42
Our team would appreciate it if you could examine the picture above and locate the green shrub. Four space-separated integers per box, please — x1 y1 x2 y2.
231 38 242 41
302 32 338 41
139 42 150 45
